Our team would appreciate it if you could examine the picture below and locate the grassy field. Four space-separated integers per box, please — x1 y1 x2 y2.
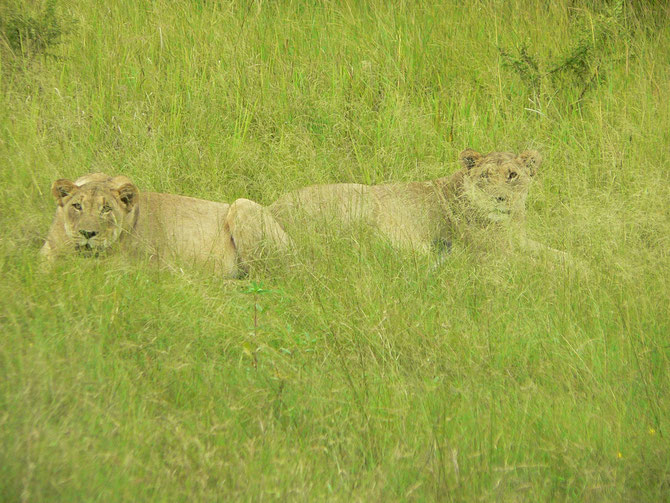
1 0 669 500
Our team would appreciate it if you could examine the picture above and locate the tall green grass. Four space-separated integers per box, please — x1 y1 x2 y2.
1 0 669 500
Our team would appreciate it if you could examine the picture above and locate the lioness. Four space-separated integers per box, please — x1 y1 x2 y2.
40 173 289 277
261 148 565 260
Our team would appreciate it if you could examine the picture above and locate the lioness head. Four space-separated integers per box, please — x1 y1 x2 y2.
458 148 541 223
51 173 139 254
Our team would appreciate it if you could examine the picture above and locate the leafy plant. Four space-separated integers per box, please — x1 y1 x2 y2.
243 281 278 369
0 0 76 58
499 0 626 104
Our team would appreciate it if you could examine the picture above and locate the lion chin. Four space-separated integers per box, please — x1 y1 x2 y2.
74 243 104 257
487 209 512 222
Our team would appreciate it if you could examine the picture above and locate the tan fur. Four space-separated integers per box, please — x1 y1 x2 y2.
40 173 289 277
261 148 565 259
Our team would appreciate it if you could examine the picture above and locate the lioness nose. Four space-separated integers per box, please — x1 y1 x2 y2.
79 230 98 239
496 196 507 203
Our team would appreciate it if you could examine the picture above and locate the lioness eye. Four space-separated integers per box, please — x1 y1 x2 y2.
508 171 518 180
73 203 82 210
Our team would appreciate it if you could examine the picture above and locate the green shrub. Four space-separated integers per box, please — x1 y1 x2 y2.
499 0 626 105
0 0 75 59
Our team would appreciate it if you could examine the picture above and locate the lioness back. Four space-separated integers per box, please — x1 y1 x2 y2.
270 183 374 226
131 191 236 271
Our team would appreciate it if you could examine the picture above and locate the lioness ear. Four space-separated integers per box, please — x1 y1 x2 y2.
459 149 483 169
518 150 542 176
51 179 79 206
114 183 139 211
